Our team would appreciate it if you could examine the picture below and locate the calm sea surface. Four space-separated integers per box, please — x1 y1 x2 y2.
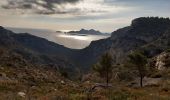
7 27 110 49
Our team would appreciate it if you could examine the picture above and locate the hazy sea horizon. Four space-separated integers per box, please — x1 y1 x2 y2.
7 27 110 49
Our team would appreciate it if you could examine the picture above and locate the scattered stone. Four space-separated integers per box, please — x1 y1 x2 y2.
54 89 57 91
61 80 65 84
84 81 90 84
18 92 26 98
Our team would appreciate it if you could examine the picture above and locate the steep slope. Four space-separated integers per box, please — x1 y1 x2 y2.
0 26 77 76
139 28 170 57
76 17 170 70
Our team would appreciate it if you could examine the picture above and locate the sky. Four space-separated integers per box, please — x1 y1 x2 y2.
0 0 170 32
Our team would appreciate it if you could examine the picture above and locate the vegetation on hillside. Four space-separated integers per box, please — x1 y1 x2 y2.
127 52 148 87
0 17 170 99
93 53 113 85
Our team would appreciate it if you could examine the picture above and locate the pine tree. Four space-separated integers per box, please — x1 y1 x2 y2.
93 53 113 85
128 52 147 87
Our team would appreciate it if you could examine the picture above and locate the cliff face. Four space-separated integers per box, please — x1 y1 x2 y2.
155 53 167 70
109 17 170 62
150 52 170 71
76 17 170 70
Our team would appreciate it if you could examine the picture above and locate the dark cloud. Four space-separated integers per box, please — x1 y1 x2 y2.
2 1 32 9
44 0 80 4
2 0 169 16
39 0 80 11
1 0 81 14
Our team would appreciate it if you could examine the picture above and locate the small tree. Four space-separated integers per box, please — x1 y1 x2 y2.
93 53 113 85
128 52 147 87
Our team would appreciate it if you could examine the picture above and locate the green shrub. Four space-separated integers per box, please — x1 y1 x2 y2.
0 85 11 92
166 49 170 52
107 90 131 100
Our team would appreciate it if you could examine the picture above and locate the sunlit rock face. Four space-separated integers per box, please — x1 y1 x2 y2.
155 53 166 70
151 52 170 71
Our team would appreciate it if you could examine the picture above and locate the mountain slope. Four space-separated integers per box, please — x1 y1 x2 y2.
0 26 77 76
76 17 170 70
1 17 170 73
139 28 170 57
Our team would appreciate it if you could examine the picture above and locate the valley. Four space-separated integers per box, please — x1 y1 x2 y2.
0 17 170 99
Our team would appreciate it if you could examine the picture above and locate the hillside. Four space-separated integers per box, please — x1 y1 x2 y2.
1 17 170 99
76 17 170 70
1 17 170 72
0 26 77 77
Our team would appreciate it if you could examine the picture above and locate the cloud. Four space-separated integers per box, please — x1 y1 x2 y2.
0 0 81 14
1 0 170 16
0 0 133 16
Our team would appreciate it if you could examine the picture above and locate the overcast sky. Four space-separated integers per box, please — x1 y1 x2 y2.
0 0 170 32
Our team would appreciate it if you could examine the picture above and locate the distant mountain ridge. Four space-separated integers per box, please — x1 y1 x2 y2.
67 29 107 35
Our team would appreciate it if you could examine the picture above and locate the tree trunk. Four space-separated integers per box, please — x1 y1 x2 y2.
106 72 109 86
106 77 108 86
140 75 143 87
